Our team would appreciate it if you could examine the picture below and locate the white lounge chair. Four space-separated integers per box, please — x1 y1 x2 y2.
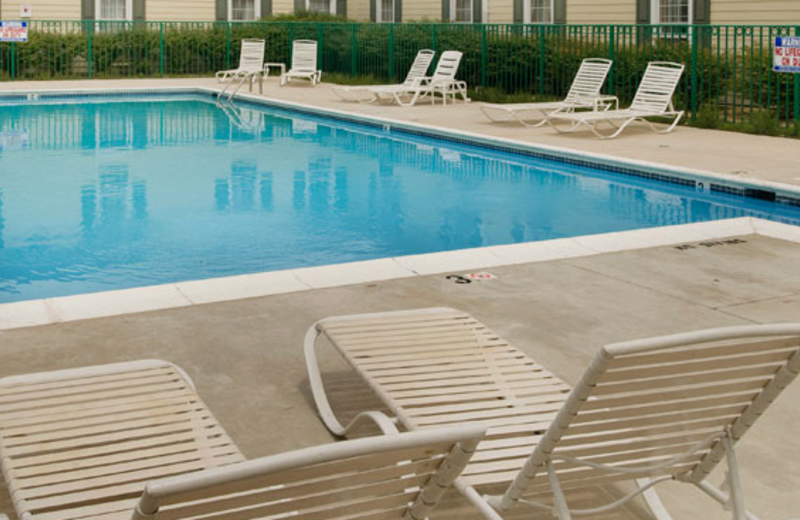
281 40 322 87
480 58 614 127
0 359 485 520
215 39 265 83
548 61 685 139
372 50 469 107
332 49 436 103
305 307 800 520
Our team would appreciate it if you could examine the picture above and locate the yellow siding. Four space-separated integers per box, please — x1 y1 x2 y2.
348 0 370 21
567 0 636 23
711 0 800 24
2 0 81 20
401 0 442 21
273 0 294 14
488 0 514 23
147 0 215 21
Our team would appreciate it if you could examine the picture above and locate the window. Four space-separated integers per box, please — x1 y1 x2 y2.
526 0 553 23
229 0 260 21
451 0 473 22
652 0 692 24
306 0 335 15
96 0 132 20
377 0 394 22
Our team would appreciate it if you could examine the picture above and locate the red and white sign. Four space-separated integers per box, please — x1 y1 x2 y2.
20 5 33 18
774 37 800 73
0 21 28 42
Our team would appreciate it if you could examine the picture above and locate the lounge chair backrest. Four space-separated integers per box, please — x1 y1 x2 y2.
431 51 463 83
291 39 318 73
239 39 265 72
501 324 800 504
132 426 485 520
629 61 685 114
402 49 436 86
563 58 613 104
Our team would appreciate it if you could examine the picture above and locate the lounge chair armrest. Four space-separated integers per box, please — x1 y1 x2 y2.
343 411 401 435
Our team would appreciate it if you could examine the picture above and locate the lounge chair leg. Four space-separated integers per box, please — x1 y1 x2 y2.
456 482 506 520
547 460 573 520
636 479 676 520
304 326 400 437
723 432 747 520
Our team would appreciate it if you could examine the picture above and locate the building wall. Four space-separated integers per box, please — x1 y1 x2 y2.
567 0 636 24
147 0 216 21
488 0 514 23
272 0 295 15
711 0 800 24
401 0 442 21
348 0 370 21
2 0 81 20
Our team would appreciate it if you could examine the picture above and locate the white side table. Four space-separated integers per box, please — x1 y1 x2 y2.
263 62 286 79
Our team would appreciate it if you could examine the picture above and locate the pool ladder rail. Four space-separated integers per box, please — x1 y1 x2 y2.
216 72 265 132
216 71 263 104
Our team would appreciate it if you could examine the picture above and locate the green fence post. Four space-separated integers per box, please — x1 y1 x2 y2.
432 24 437 52
480 24 487 88
159 23 165 77
10 43 16 80
538 25 545 96
608 25 615 95
691 24 699 121
87 22 93 78
350 23 357 76
318 24 325 71
795 26 800 123
225 23 232 70
388 24 395 82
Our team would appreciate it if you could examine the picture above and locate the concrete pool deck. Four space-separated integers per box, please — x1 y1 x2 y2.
3 76 800 189
1 233 799 519
1 77 799 519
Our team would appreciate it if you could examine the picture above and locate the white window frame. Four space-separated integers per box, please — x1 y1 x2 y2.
228 0 261 21
305 0 336 15
523 0 554 24
376 0 395 23
95 0 133 21
450 0 474 23
651 0 693 24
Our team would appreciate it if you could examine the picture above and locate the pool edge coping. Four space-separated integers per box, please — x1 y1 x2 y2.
1 217 798 331
2 84 800 202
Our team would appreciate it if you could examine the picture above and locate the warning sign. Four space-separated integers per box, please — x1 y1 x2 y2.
0 21 28 43
774 36 800 73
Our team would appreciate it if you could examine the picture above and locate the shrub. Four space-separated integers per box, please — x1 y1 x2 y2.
749 109 781 136
694 103 721 129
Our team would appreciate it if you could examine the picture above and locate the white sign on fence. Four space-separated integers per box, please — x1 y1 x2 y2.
0 21 28 42
774 36 800 73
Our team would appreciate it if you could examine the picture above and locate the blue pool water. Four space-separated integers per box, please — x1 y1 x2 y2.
1 94 799 303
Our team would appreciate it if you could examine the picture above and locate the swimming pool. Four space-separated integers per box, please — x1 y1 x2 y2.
1 91 799 304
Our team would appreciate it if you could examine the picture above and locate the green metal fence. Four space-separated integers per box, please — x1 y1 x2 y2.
1 21 799 127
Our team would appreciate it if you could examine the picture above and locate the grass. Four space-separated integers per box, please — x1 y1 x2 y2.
322 73 391 86
685 103 799 139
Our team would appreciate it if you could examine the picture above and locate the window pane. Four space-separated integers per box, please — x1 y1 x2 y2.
381 0 394 22
530 0 551 23
660 0 690 23
231 0 256 20
99 0 127 20
309 0 330 13
455 0 472 22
